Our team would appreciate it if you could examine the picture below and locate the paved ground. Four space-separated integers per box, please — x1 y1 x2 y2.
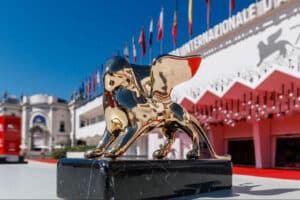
185 175 300 200
0 161 299 199
0 161 58 199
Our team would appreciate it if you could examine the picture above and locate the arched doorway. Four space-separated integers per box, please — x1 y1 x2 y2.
29 125 49 151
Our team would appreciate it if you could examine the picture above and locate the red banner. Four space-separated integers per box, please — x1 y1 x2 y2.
0 116 21 155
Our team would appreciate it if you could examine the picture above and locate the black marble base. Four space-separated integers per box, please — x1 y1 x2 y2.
57 158 232 200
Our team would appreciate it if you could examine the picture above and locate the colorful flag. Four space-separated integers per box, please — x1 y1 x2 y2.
79 81 85 99
138 27 146 56
188 0 193 36
123 44 129 60
93 72 97 94
85 77 90 98
230 0 235 12
84 81 87 98
149 17 153 47
89 76 92 96
132 36 137 63
157 7 164 41
205 0 211 29
96 69 101 87
172 0 178 46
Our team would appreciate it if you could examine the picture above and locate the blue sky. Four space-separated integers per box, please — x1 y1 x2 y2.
0 0 255 100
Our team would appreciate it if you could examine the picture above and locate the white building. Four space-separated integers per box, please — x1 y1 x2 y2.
21 94 71 154
69 95 105 146
0 96 21 117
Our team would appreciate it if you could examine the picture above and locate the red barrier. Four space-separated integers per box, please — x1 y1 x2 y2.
233 166 300 180
0 116 21 156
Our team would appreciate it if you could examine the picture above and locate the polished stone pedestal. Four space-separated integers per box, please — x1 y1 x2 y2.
57 158 232 200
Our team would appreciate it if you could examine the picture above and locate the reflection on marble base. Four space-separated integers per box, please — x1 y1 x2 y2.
57 158 232 200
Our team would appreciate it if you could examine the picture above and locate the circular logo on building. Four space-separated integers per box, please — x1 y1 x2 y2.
32 115 47 126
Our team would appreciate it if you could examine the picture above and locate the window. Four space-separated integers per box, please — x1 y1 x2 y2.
59 121 65 132
80 120 85 128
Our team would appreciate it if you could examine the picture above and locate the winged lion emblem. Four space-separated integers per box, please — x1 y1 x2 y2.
257 29 297 66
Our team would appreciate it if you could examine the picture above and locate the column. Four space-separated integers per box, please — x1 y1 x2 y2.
72 107 76 147
209 126 225 156
49 106 54 153
21 105 29 151
252 119 271 168
68 101 76 147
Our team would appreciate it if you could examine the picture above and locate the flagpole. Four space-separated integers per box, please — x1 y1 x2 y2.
160 6 163 55
149 47 152 64
229 0 231 18
207 11 210 30
206 0 210 31
160 40 163 55
207 20 210 31
158 6 164 55
188 0 192 42
149 17 153 64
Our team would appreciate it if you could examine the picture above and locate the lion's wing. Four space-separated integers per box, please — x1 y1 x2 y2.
150 55 202 99
267 29 282 44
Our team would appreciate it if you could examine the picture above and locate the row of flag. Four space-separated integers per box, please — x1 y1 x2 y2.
123 0 237 64
76 0 238 100
78 66 104 100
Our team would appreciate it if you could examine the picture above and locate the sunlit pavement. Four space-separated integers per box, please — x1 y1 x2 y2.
0 161 299 199
185 175 300 200
0 161 58 199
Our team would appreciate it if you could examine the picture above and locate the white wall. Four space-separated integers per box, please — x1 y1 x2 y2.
52 107 71 145
0 105 21 117
76 120 106 139
76 96 103 115
74 96 105 140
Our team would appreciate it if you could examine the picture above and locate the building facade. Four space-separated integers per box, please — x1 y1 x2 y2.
166 0 300 168
69 95 105 146
21 95 71 154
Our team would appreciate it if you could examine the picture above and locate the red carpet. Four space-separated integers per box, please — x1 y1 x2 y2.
28 159 58 164
233 166 300 180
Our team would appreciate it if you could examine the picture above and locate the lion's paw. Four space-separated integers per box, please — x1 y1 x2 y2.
152 149 165 159
186 150 199 160
84 149 104 159
104 148 119 158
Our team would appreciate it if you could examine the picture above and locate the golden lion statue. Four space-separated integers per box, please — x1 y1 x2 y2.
85 55 229 160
